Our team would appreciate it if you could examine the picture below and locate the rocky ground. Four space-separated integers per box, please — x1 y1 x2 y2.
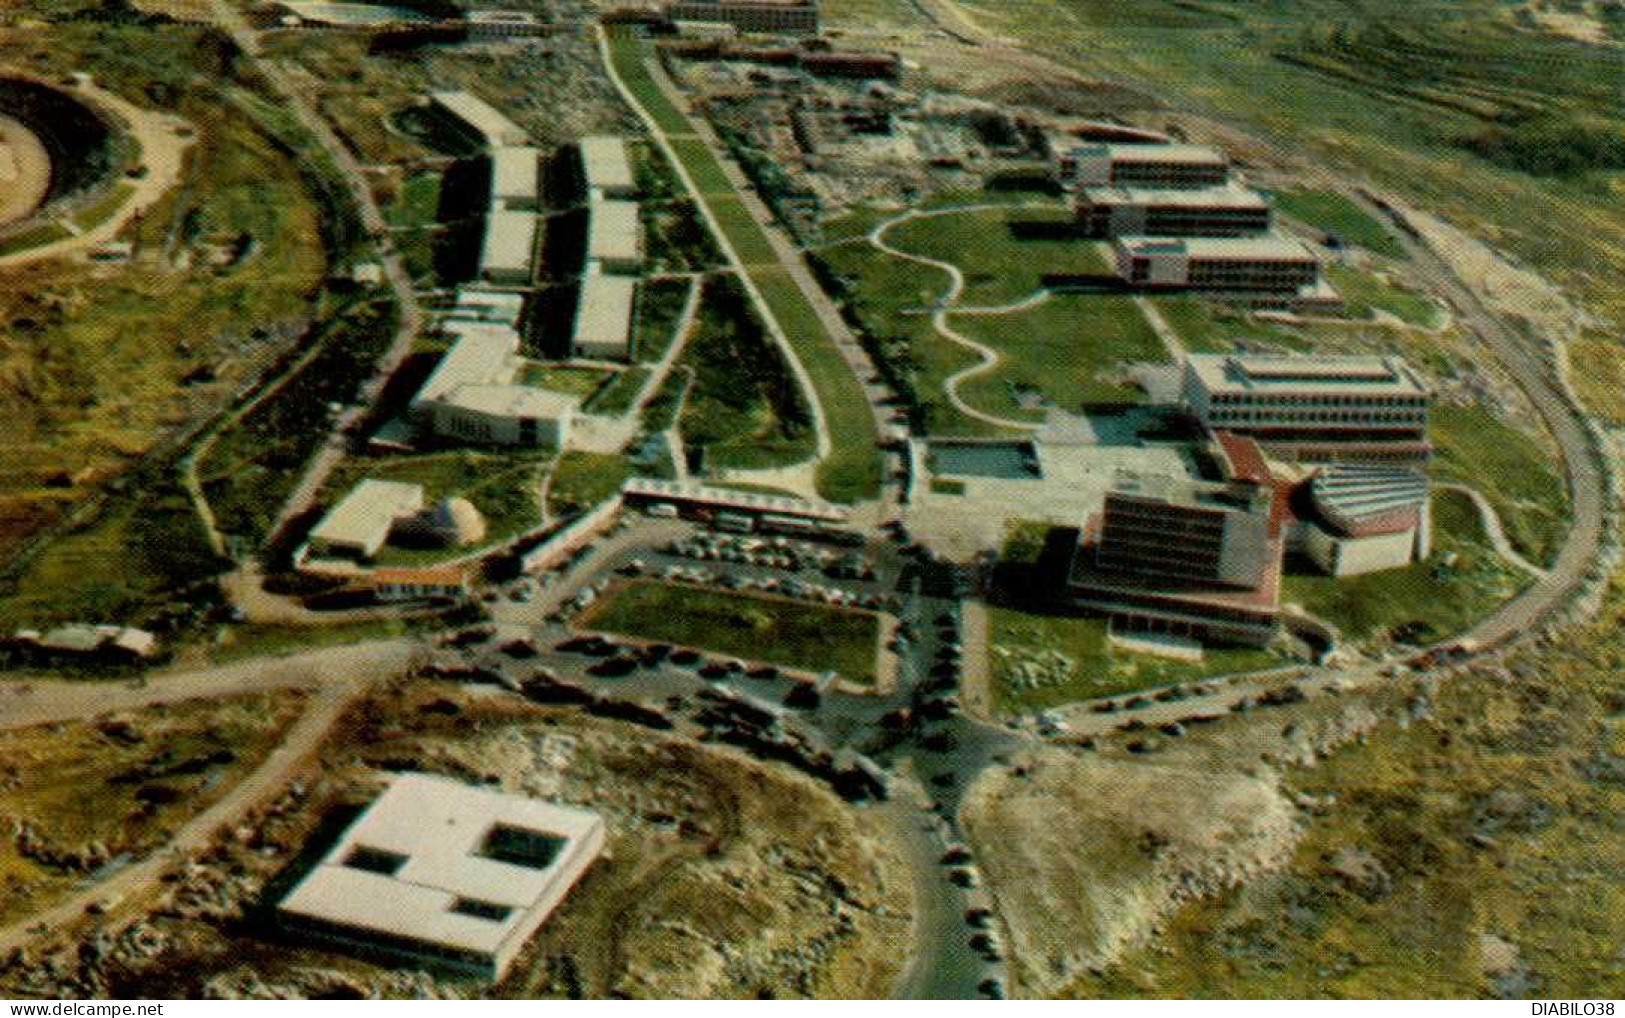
1 678 912 1000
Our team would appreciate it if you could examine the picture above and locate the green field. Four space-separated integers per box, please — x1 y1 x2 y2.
1151 297 1312 354
949 295 1164 420
584 365 652 416
519 363 615 399
583 579 881 684
987 606 1282 713
677 275 816 471
1430 403 1568 567
547 451 634 516
1281 489 1525 646
882 206 1111 306
632 277 692 363
1272 189 1407 260
606 31 882 502
1324 265 1443 328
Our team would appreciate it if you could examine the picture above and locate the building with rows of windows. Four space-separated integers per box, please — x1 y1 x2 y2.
1054 142 1230 191
1077 184 1271 239
664 0 818 34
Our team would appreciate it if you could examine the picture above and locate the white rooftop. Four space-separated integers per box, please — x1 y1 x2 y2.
429 90 528 148
310 479 425 550
1185 354 1431 398
278 773 604 961
1067 142 1227 166
491 146 541 202
587 198 642 267
481 207 537 278
579 136 635 195
451 287 528 327
1082 183 1268 209
415 326 521 408
574 272 637 358
1116 234 1317 261
441 382 580 420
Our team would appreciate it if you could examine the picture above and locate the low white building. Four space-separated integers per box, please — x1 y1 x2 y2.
586 197 643 274
579 135 636 199
1300 463 1431 576
448 287 527 328
276 773 605 981
412 323 578 449
306 480 427 561
480 207 537 286
491 146 542 210
573 270 637 362
429 90 529 148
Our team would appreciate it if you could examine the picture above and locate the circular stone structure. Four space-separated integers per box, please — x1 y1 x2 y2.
0 114 52 226
0 76 119 230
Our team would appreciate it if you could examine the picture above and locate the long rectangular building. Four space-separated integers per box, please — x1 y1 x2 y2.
1113 235 1321 292
1055 142 1229 190
579 136 637 199
1077 184 1270 238
491 146 541 209
1182 354 1432 461
481 207 537 285
573 270 638 361
429 90 529 149
664 0 819 34
277 774 604 981
586 197 643 273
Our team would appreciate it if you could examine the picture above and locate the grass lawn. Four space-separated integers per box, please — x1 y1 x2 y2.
607 32 882 502
1324 265 1443 327
1152 297 1313 353
883 206 1111 306
633 277 692 363
1568 333 1625 426
584 365 652 416
547 452 634 516
1281 489 1524 645
1272 189 1407 260
987 606 1283 714
519 363 614 399
70 183 135 233
949 294 1164 420
383 170 442 229
1430 403 1568 567
581 579 880 684
817 205 898 244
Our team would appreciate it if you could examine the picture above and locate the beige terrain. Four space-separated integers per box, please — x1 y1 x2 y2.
0 114 50 225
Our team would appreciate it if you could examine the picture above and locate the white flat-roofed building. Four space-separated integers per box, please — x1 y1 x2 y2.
480 207 537 285
448 287 527 328
491 146 541 209
413 323 522 413
1182 354 1433 462
428 90 529 148
466 9 547 37
430 383 577 448
586 197 643 274
1055 142 1229 190
306 480 427 561
1078 184 1270 238
1114 235 1321 291
573 270 638 361
579 136 636 199
276 773 605 981
621 477 849 522
664 0 819 33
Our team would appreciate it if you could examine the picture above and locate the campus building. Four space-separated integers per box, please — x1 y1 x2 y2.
1300 463 1431 576
1181 354 1433 462
479 207 538 285
428 90 529 148
411 323 579 449
304 479 427 562
573 269 638 361
1077 184 1271 238
663 0 819 34
1067 473 1285 647
586 196 643 274
579 136 637 199
1054 142 1229 190
276 773 605 981
491 146 542 210
1112 235 1321 292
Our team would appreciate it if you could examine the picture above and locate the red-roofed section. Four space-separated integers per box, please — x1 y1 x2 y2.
1212 430 1271 485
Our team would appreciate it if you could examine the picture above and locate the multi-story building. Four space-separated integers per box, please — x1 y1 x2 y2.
1054 142 1229 190
578 136 637 200
411 323 578 449
1300 463 1431 576
1077 184 1271 238
1067 473 1284 647
664 0 819 34
1113 235 1321 291
1181 354 1433 462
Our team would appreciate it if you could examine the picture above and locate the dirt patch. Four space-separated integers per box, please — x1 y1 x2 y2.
0 115 50 226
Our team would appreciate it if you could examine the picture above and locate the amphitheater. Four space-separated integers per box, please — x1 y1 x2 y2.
0 113 52 227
